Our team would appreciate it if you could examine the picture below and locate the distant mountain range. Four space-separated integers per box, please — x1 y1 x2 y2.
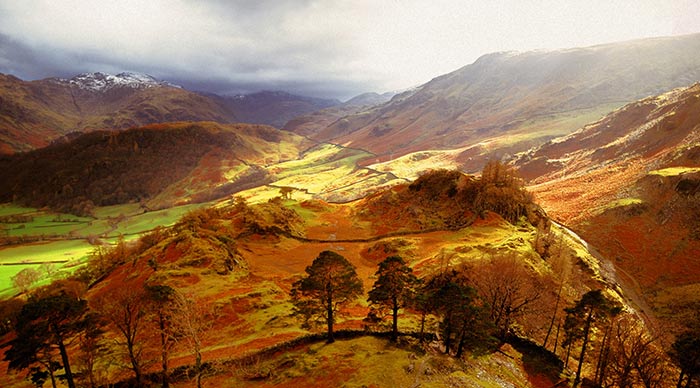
285 33 700 171
0 72 340 154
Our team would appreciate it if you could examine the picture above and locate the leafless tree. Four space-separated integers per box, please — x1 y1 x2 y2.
472 253 541 340
92 285 152 386
171 292 213 388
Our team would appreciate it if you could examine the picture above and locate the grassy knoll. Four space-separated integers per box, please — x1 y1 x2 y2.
215 336 554 387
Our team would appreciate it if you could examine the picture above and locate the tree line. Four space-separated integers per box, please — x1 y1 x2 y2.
289 249 698 387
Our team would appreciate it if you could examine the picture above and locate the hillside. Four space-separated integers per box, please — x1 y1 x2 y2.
286 33 700 171
1 169 661 387
0 122 314 213
516 83 700 325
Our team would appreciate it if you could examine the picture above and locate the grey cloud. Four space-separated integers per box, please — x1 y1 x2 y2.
0 1 371 99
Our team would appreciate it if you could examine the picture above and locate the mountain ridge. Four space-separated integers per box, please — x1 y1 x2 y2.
285 33 700 171
0 72 341 154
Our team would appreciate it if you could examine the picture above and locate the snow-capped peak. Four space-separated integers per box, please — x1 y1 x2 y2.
56 72 181 91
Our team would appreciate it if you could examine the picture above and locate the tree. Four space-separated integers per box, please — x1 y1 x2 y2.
12 267 42 293
474 160 532 223
74 313 105 388
472 254 541 341
563 289 621 387
290 250 364 343
92 285 151 386
171 292 212 388
601 316 670 388
367 256 418 341
4 291 90 388
146 284 177 388
671 329 700 388
424 270 494 356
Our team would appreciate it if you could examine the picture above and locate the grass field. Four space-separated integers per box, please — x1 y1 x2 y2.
0 201 211 296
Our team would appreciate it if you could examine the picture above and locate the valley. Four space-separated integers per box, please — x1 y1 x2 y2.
1 31 700 388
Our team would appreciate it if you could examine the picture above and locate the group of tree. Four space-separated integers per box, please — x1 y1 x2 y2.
372 161 539 230
2 278 212 388
290 249 700 388
290 250 538 356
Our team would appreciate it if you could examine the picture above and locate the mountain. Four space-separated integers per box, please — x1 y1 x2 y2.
0 72 237 153
56 71 181 91
344 91 395 107
0 73 341 154
282 91 394 138
212 90 340 128
515 82 700 324
0 121 313 213
286 33 700 171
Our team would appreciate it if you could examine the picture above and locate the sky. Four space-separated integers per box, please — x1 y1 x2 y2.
1 0 699 100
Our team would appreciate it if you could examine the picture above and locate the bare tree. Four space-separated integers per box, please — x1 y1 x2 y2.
472 253 541 340
92 285 152 386
543 235 572 351
171 292 212 388
602 316 671 388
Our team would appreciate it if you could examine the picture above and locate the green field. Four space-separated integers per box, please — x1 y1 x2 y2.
0 201 210 297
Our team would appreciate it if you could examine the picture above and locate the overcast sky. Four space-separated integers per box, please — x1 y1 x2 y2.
1 0 699 100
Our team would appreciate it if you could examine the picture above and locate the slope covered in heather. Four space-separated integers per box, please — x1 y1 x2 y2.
516 83 700 324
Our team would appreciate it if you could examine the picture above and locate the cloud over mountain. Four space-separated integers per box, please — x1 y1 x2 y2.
1 1 699 100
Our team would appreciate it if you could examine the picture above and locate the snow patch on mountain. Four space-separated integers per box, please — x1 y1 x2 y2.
54 72 181 91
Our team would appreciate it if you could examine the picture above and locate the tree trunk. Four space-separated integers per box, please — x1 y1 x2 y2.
326 293 335 343
48 366 57 388
543 282 563 350
455 317 468 358
553 320 562 357
195 342 203 388
573 310 594 388
594 324 611 386
443 312 453 355
126 339 142 386
391 296 399 342
53 326 76 388
676 371 685 388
